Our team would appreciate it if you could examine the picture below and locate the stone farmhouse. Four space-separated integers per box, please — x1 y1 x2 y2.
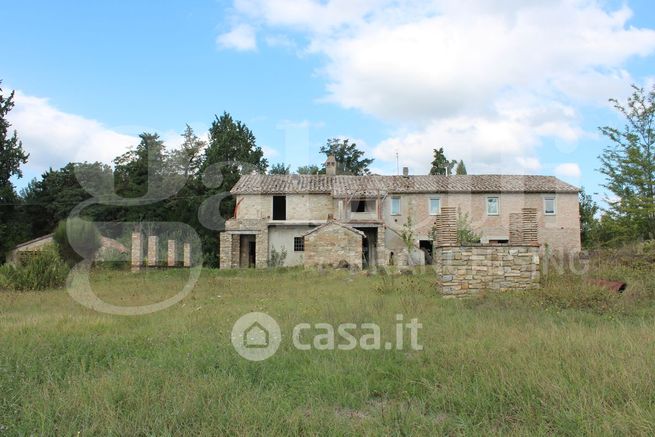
219 156 580 270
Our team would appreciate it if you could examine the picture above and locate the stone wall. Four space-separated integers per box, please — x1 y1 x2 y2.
303 222 363 269
219 218 269 269
235 194 334 221
435 245 540 297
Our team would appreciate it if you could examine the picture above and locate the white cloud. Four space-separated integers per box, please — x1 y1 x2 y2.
217 24 257 51
554 162 581 179
261 145 279 158
8 91 137 174
221 0 655 173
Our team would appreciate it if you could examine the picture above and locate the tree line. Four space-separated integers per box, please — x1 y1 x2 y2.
0 82 380 264
2 79 653 263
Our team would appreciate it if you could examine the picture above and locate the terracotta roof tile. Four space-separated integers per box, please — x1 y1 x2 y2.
231 174 579 196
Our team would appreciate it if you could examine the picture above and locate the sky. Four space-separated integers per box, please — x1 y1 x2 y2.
2 0 655 204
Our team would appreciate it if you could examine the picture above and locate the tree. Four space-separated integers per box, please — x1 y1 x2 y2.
53 218 101 266
112 133 171 223
21 162 110 238
457 211 481 244
0 81 29 261
269 163 290 175
319 138 373 175
201 112 268 265
599 85 655 240
170 124 205 178
429 148 456 175
114 133 168 198
297 165 320 175
455 160 467 175
579 188 600 247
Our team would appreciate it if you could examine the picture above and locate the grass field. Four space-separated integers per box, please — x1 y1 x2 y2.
2 261 655 435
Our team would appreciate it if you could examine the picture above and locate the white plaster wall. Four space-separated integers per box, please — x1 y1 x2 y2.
268 225 317 266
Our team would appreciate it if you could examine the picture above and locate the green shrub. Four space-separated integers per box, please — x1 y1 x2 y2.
0 246 69 291
53 218 101 265
268 246 287 268
457 211 481 244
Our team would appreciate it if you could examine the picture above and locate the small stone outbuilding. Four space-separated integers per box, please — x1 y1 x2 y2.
303 221 365 269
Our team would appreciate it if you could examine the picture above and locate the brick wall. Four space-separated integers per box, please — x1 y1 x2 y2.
382 192 581 253
303 223 363 269
435 245 540 297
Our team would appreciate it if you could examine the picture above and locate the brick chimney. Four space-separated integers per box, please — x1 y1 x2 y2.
326 154 337 176
402 166 409 177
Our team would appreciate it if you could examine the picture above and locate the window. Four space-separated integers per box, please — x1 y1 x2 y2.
351 199 366 212
486 196 499 215
429 196 441 215
272 196 286 220
293 237 304 252
350 199 375 213
391 196 401 215
544 196 556 215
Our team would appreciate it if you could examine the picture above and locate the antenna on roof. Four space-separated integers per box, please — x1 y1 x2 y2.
396 151 399 175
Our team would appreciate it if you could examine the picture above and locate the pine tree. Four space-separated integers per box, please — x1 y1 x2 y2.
429 148 456 175
455 160 467 175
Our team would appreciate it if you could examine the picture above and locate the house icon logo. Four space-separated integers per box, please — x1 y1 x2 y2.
231 312 281 361
243 321 269 348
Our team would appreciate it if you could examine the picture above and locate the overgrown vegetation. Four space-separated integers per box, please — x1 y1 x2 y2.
268 245 288 267
1 250 655 434
456 211 481 244
53 218 102 265
0 245 68 291
400 216 415 252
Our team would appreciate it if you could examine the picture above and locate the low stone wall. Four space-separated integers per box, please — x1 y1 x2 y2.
434 244 540 297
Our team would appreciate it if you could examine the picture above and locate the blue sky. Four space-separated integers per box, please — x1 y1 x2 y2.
2 0 655 203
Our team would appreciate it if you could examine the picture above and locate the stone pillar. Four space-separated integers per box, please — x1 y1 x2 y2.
231 235 240 268
131 232 143 272
435 207 457 246
147 236 159 267
183 242 191 267
521 208 538 245
167 240 176 267
219 233 233 269
509 213 524 245
376 225 387 267
255 230 268 269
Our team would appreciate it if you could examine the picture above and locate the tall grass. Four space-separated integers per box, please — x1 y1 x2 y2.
0 255 654 435
0 246 68 291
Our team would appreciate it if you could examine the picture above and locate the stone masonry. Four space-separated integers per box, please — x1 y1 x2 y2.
521 208 538 245
183 242 191 267
434 207 458 246
435 245 540 297
303 222 364 269
509 213 523 245
131 232 143 272
167 240 176 267
432 207 541 296
219 218 269 269
147 236 159 267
